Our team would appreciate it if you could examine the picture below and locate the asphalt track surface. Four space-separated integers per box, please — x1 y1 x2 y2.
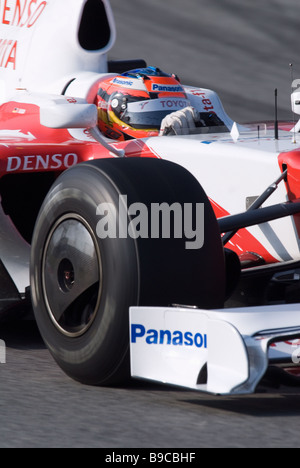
2 0 300 449
110 0 300 124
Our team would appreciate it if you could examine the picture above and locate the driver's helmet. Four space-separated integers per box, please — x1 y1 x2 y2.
96 66 190 141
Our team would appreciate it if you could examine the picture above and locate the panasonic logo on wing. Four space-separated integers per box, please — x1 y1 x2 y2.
152 84 184 93
131 324 207 348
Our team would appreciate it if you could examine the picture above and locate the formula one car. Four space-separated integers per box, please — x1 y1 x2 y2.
1 0 300 395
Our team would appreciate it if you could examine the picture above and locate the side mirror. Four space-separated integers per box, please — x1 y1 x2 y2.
40 99 98 129
39 94 124 157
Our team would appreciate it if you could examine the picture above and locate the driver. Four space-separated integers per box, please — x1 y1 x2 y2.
95 66 202 141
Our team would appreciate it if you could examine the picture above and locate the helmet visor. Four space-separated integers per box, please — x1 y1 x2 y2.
123 98 191 129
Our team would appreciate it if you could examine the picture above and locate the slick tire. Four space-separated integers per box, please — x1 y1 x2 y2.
30 158 225 385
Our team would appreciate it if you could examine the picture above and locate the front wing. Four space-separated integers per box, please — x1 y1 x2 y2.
130 305 300 395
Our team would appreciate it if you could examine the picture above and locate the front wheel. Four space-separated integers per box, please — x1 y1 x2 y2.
30 158 225 385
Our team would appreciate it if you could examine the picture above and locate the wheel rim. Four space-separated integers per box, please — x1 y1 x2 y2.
42 214 102 337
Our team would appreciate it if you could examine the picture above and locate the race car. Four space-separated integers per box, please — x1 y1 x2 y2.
1 0 300 395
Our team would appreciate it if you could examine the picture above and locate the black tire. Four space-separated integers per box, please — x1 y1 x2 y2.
30 158 225 385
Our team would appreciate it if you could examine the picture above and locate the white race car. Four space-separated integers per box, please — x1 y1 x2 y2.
0 0 300 395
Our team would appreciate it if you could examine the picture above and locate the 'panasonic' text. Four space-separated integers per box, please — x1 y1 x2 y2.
131 324 207 348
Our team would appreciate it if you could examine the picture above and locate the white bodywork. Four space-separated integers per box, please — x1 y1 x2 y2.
130 304 300 395
146 127 300 262
0 0 116 102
